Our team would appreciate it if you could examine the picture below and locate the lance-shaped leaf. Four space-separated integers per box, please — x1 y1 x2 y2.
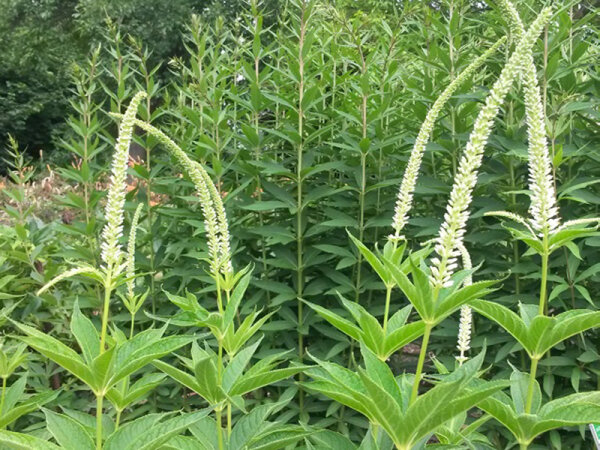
104 410 211 450
44 409 95 450
106 373 166 411
13 322 96 391
70 302 100 365
469 300 530 353
0 377 58 428
0 431 61 449
109 333 194 386
481 390 600 444
229 353 306 397
248 424 313 450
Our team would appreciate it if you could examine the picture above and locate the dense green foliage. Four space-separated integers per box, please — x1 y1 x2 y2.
1 0 600 449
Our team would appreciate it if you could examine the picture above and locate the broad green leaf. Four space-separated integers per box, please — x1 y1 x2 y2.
223 266 252 330
229 403 280 450
510 369 540 414
0 430 61 449
15 322 95 389
357 368 404 441
111 335 193 385
44 409 95 450
469 300 530 354
222 337 262 392
104 410 211 450
305 301 361 342
230 365 306 397
70 302 100 365
153 360 205 398
383 321 426 359
0 388 58 428
348 232 391 285
249 425 313 450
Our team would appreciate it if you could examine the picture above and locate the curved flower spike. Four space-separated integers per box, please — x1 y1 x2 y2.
389 37 506 242
429 7 553 290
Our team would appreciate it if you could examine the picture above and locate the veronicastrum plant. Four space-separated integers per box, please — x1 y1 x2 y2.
303 5 566 450
465 1 600 448
0 93 205 450
110 101 310 449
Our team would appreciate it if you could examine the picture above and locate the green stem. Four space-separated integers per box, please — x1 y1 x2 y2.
0 377 6 418
296 0 307 416
99 274 112 354
115 409 122 430
538 236 549 316
525 357 540 414
410 324 432 405
382 285 393 335
227 402 232 437
216 407 224 450
129 313 135 340
96 394 103 450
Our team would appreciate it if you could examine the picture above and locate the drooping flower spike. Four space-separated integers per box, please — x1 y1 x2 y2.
129 117 233 278
429 7 553 290
389 37 506 243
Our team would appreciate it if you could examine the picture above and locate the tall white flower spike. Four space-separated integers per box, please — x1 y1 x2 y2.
389 37 506 242
101 91 147 272
125 203 144 298
455 243 472 365
429 7 553 290
499 0 560 236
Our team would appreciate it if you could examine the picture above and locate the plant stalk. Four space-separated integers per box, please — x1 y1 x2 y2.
525 357 540 414
410 323 432 405
96 394 103 450
382 285 393 335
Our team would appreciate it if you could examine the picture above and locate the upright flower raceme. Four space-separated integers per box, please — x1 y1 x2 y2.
455 243 473 365
100 91 147 273
389 37 506 242
125 203 144 298
500 0 560 236
429 7 553 289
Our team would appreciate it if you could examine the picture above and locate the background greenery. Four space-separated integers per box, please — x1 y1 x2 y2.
1 0 600 448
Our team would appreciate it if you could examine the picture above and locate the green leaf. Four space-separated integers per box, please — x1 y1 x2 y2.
153 360 205 399
70 302 100 365
104 410 211 450
383 321 426 359
305 301 361 341
538 310 600 355
249 425 313 450
348 232 391 285
230 365 306 397
0 387 58 428
510 369 540 414
223 267 252 331
222 337 262 393
111 335 193 385
469 300 531 354
0 430 61 449
44 409 95 450
15 322 95 390
229 403 280 450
